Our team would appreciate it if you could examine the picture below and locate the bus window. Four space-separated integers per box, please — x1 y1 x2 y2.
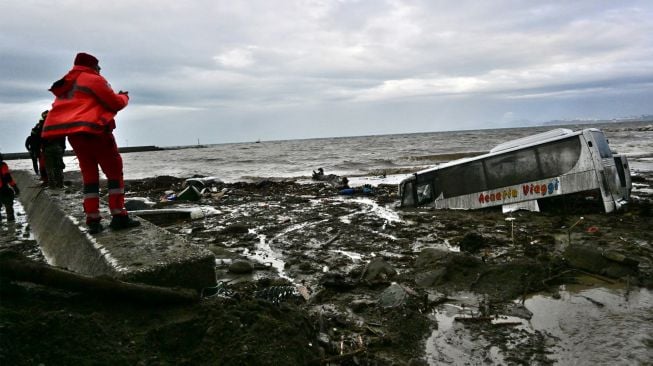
591 131 613 158
537 137 581 177
439 161 487 197
484 149 539 189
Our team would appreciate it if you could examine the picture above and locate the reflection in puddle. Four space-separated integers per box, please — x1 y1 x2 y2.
0 200 34 241
424 286 653 365
526 286 653 365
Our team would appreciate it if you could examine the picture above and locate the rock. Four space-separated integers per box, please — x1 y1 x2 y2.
415 248 452 268
320 273 356 290
458 232 488 253
228 260 254 274
361 257 397 282
603 250 639 267
378 283 410 308
414 268 448 287
563 245 638 279
350 299 377 312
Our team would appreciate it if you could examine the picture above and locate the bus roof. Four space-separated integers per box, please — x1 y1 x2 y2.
411 128 600 176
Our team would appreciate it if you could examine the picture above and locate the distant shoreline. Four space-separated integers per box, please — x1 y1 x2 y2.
2 145 164 160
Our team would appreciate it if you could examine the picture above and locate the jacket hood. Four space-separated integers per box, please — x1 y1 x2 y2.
49 66 99 98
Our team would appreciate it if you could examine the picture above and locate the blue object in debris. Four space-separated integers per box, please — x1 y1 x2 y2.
339 186 374 196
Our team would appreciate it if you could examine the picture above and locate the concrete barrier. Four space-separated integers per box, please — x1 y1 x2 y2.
13 170 216 290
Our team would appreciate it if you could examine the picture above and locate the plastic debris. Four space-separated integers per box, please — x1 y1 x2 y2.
177 185 202 201
254 285 302 304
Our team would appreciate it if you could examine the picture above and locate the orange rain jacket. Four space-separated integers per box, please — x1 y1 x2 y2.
42 65 129 139
0 162 17 190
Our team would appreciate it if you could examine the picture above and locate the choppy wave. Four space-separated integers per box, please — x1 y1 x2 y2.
7 121 652 182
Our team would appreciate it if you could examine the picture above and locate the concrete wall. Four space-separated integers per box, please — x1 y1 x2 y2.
13 170 216 290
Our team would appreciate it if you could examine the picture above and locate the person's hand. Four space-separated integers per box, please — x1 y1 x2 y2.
13 186 20 196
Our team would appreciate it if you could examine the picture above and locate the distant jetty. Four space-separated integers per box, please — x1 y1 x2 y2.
2 145 163 160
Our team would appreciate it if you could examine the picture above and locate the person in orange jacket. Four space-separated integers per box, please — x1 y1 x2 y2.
0 153 20 222
43 52 140 234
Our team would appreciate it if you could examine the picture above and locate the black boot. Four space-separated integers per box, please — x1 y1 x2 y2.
109 215 141 230
88 221 104 234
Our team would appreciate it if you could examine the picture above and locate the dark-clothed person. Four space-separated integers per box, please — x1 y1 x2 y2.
25 123 41 176
42 52 139 234
0 153 20 221
26 113 48 181
43 136 66 189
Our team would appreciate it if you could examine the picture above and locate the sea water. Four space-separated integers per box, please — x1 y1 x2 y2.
7 122 653 182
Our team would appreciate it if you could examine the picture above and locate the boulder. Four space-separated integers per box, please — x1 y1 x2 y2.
378 283 415 308
414 268 448 287
415 248 452 268
361 257 397 282
563 245 638 279
228 260 254 274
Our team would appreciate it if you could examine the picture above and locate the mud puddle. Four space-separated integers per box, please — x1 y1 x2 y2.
425 282 653 365
0 200 42 262
526 283 653 365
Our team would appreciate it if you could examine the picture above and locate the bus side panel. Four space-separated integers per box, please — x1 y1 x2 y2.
434 170 602 210
433 137 600 210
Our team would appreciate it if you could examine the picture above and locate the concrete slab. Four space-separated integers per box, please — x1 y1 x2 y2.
12 170 216 290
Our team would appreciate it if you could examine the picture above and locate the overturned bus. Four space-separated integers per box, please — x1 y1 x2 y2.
399 128 632 213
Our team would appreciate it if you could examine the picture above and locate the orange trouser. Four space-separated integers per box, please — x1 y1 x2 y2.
68 133 127 224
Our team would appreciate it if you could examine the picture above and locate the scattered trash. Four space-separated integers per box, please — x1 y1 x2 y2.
339 184 374 196
201 281 234 298
177 185 202 201
124 197 156 211
184 176 223 190
568 216 584 244
255 285 303 304
586 226 600 233
312 167 349 189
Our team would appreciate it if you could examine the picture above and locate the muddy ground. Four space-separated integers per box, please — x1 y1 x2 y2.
1 170 652 365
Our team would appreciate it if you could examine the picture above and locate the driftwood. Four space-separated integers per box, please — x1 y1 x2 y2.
322 231 341 247
0 250 199 305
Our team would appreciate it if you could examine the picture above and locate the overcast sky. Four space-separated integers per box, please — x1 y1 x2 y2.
1 0 652 152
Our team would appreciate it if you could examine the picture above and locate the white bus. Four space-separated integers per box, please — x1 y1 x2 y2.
399 128 632 213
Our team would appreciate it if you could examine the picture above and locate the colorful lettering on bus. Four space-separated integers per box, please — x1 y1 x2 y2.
478 178 560 205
